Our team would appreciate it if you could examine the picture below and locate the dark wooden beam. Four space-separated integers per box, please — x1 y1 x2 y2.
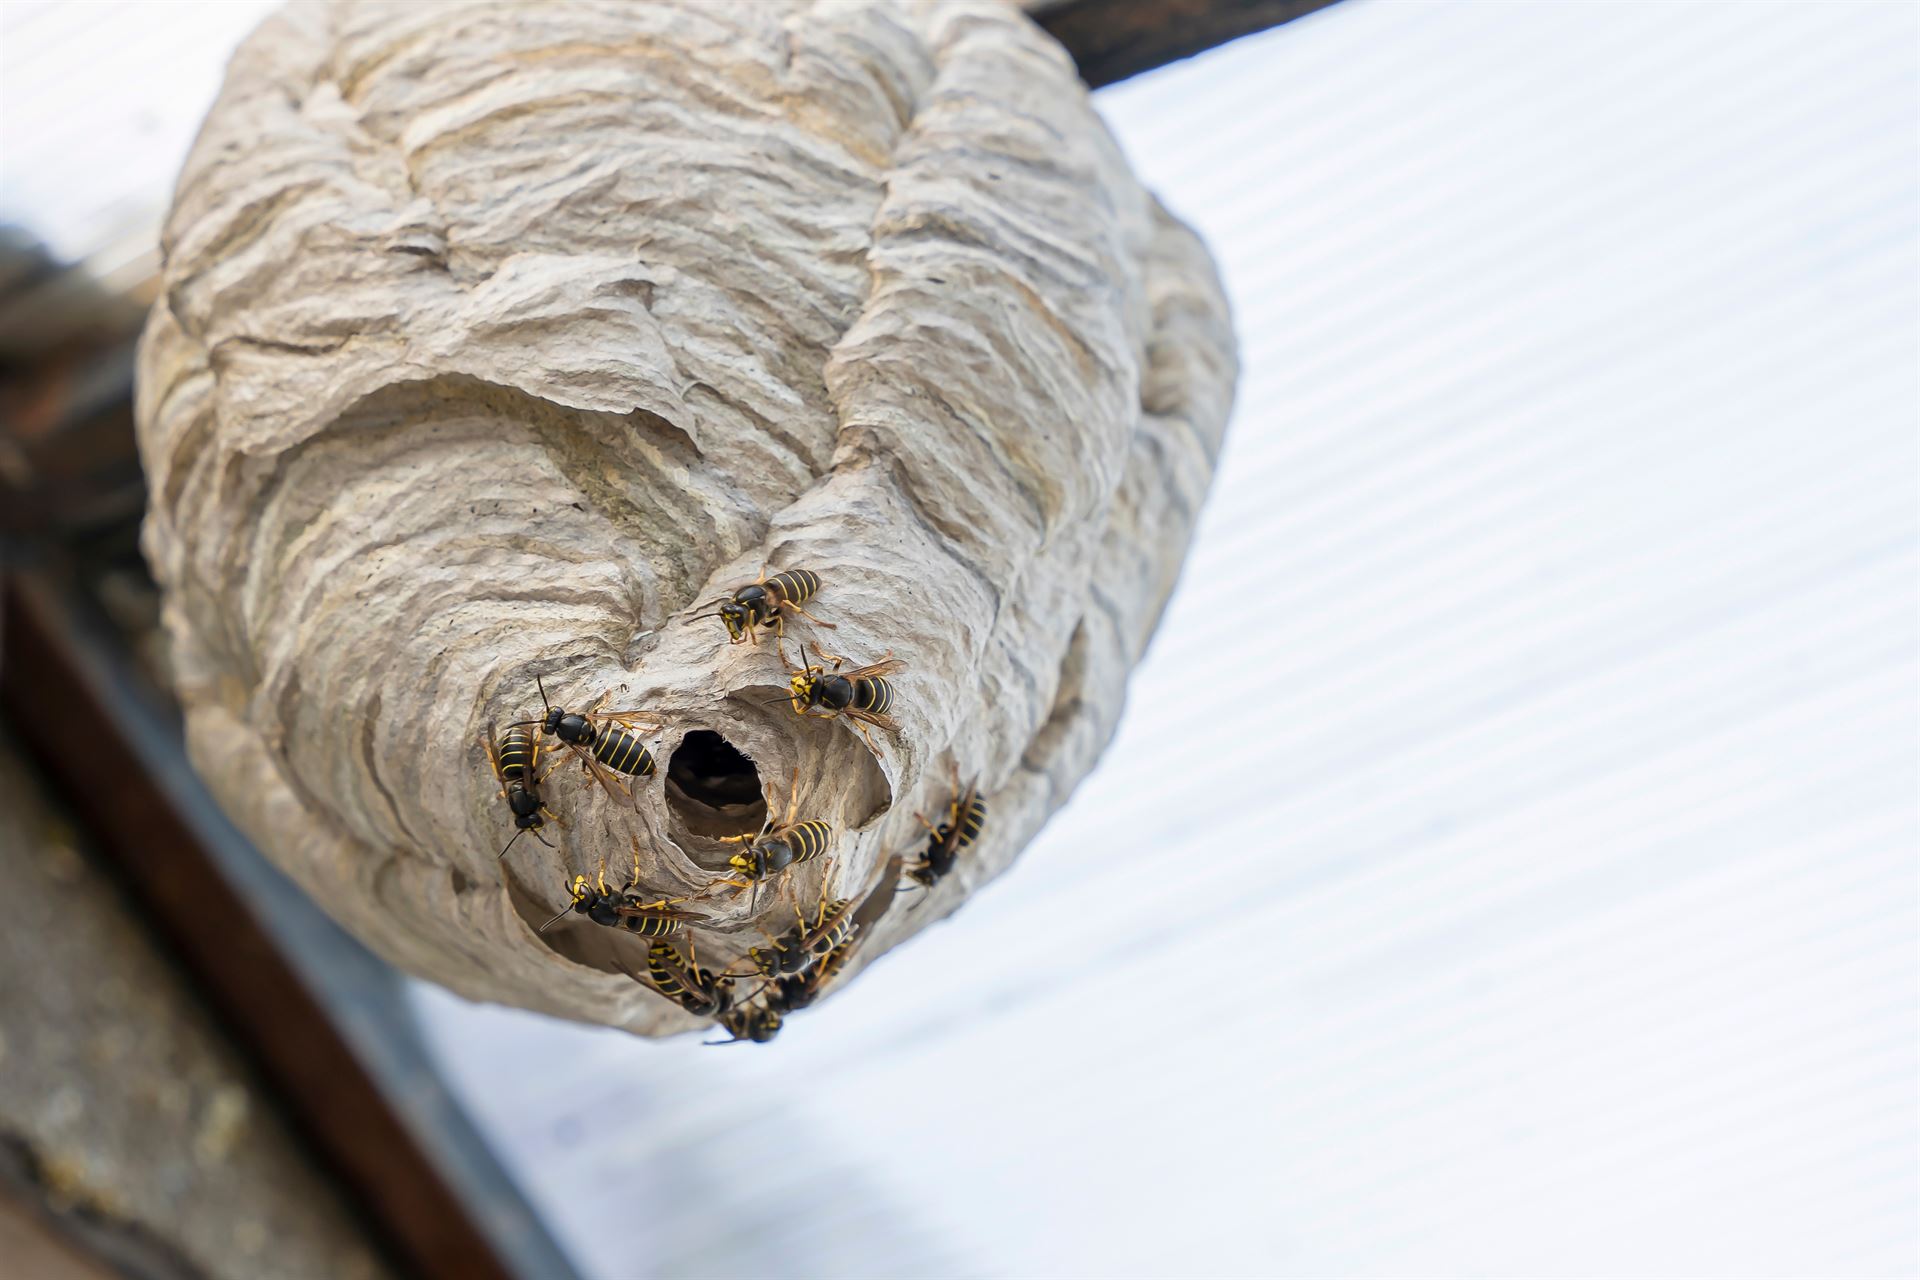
1031 0 1345 90
0 572 579 1280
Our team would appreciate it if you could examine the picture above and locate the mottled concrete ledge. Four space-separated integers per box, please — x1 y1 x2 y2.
0 735 388 1280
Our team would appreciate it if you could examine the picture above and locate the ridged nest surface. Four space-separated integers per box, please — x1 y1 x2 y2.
135 0 1237 1034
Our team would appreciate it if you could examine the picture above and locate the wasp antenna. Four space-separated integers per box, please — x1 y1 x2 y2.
532 828 557 850
536 674 552 716
496 827 526 861
535 903 572 934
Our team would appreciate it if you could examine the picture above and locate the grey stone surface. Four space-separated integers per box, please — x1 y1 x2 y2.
0 734 388 1280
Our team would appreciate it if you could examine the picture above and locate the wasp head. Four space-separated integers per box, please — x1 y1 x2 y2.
717 602 750 642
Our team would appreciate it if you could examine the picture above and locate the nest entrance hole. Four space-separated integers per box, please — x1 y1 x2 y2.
666 731 766 839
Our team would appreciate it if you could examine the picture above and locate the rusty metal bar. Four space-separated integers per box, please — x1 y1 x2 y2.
1032 0 1344 89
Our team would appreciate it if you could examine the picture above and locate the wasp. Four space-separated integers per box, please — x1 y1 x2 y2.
778 646 904 750
536 839 702 937
513 676 667 806
709 768 832 908
632 938 735 1019
484 722 561 861
692 567 834 652
706 944 854 1045
731 887 858 980
901 767 987 898
710 999 785 1045
772 940 853 1013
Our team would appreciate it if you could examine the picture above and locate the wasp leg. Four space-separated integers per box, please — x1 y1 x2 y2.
780 599 837 630
844 716 879 754
780 767 801 828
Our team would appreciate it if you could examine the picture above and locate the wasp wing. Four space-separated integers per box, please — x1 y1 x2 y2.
837 656 906 682
843 706 900 736
597 709 669 727
568 743 638 807
610 901 704 924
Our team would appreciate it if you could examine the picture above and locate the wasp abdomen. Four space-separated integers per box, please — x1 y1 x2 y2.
498 726 537 782
766 568 820 607
622 910 683 938
957 796 987 848
647 942 731 1015
591 724 656 777
787 820 832 865
809 902 856 957
853 676 894 717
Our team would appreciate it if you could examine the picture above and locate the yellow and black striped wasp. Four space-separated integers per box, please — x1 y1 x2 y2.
770 939 853 1013
691 567 834 654
536 838 703 937
512 676 667 807
778 646 904 750
900 767 987 901
706 940 855 1045
483 721 561 861
729 881 858 981
707 768 832 910
632 937 734 1019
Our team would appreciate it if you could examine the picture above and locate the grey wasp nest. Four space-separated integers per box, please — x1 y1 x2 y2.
134 0 1237 1035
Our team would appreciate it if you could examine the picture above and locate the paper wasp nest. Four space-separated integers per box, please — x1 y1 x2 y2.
134 0 1236 1034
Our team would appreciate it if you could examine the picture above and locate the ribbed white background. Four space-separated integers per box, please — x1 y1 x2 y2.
6 1 1914 1276
412 3 1919 1276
